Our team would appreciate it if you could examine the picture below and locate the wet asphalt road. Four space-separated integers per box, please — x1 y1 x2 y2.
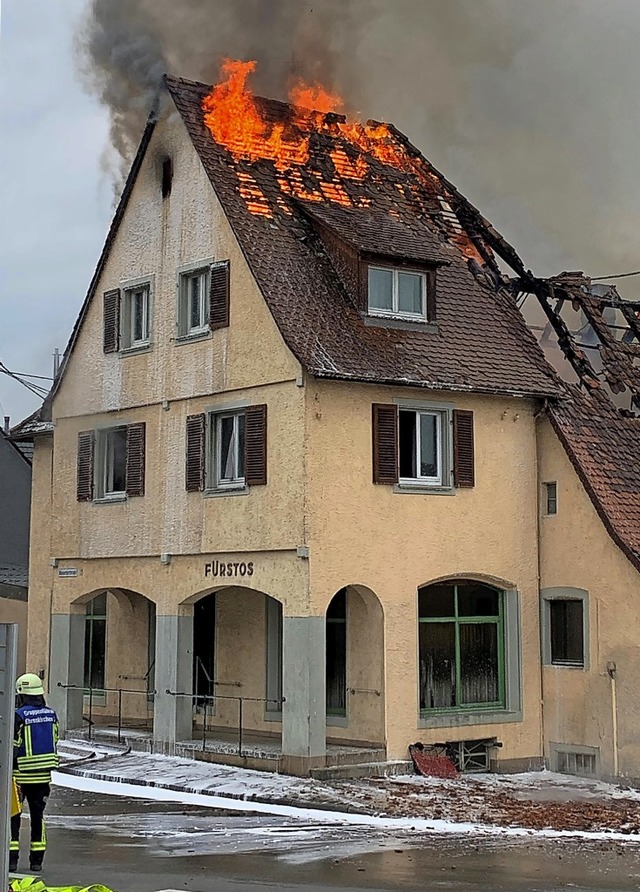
9 785 640 892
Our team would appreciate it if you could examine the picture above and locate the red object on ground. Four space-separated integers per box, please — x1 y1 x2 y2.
409 743 458 779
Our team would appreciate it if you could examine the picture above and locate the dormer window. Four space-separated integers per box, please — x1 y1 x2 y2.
368 266 428 321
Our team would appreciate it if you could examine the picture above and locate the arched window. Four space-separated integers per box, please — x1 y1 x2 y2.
418 581 505 712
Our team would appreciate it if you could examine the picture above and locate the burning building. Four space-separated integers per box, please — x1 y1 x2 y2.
25 61 640 778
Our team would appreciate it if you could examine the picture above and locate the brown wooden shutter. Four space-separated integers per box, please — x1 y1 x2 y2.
372 404 398 484
426 269 437 321
244 404 267 486
208 260 230 330
125 422 146 496
453 409 475 487
186 413 206 492
103 289 121 353
77 431 95 501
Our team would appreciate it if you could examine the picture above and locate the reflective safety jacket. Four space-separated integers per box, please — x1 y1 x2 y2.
13 705 59 784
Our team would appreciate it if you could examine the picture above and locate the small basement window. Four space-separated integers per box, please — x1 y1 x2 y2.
368 266 428 320
552 746 598 777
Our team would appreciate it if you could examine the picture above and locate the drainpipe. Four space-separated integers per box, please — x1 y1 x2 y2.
607 661 619 777
534 403 547 766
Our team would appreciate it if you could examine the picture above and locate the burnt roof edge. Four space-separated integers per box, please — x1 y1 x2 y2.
547 404 640 574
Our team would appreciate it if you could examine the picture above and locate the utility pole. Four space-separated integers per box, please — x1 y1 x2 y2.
0 624 17 887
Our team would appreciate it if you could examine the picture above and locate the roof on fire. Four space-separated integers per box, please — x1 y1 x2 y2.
164 74 559 398
44 73 640 575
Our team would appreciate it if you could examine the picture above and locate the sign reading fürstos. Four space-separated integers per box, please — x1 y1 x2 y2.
204 560 254 578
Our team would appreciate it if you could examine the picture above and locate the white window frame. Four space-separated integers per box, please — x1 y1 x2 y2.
121 279 152 350
177 262 212 338
206 409 246 491
368 265 427 321
398 407 446 487
95 426 128 501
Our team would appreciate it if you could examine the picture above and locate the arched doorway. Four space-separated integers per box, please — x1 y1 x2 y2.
186 586 284 752
325 585 385 748
72 588 156 735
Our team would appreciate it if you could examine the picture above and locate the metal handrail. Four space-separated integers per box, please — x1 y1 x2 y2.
118 659 156 683
57 682 285 755
166 689 285 756
57 682 153 744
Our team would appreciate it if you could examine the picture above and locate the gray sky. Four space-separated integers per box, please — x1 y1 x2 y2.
2 1 640 424
0 1 110 424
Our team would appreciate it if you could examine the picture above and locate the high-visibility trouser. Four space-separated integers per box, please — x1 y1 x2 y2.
10 783 49 855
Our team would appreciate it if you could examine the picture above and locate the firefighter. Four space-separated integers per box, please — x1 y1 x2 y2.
9 673 59 874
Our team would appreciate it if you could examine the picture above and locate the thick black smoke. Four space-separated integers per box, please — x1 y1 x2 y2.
76 0 640 279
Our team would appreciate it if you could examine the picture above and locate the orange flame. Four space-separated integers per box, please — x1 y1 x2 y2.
201 57 478 252
202 59 310 168
289 80 343 114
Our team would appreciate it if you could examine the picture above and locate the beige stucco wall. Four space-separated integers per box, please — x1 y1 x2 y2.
538 417 640 779
27 113 308 731
26 437 54 678
0 598 27 674
53 118 300 421
27 107 556 767
305 380 543 763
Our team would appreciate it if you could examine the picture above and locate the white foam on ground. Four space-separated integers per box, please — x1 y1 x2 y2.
53 770 640 843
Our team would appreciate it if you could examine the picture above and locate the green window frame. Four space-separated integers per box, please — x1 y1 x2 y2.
419 581 505 715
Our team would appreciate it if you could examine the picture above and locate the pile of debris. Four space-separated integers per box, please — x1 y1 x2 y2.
334 773 640 835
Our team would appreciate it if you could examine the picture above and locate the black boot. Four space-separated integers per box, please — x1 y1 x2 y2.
9 852 18 873
29 855 43 873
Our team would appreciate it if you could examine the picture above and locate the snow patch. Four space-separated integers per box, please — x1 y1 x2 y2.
53 770 640 844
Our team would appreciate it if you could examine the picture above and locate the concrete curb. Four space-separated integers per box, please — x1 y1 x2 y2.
56 764 374 817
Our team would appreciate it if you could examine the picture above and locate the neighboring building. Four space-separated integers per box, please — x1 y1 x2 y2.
25 72 640 778
519 276 640 782
0 425 32 672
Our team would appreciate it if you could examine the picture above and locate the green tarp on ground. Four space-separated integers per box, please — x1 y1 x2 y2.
10 878 113 892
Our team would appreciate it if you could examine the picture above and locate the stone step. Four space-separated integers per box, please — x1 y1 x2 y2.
326 747 387 768
311 760 413 781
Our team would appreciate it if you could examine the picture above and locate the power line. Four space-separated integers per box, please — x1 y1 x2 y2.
0 362 49 399
592 270 640 281
9 371 53 381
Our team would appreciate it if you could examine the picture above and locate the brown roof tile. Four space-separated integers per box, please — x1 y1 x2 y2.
549 385 640 572
166 75 559 398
